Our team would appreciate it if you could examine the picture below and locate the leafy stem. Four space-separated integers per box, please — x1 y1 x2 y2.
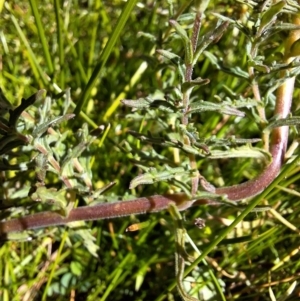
0 5 299 240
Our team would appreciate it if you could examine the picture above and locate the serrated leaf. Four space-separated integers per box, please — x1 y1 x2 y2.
61 141 89 168
76 229 99 258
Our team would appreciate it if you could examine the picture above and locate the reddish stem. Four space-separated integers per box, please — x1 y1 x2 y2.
0 194 191 234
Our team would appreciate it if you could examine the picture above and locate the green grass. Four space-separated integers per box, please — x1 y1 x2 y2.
1 1 300 300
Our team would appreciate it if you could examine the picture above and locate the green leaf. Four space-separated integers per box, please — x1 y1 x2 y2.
169 19 193 64
182 77 210 93
258 1 286 35
187 100 245 117
204 51 249 79
61 273 74 288
209 145 271 160
248 60 270 73
194 21 229 64
70 261 83 276
129 167 193 189
30 186 69 214
149 100 178 113
73 229 99 258
122 97 153 109
156 49 183 66
32 114 75 138
263 116 300 132
169 19 189 43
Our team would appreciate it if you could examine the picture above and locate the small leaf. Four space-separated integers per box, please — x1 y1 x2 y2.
149 99 178 113
222 96 259 108
187 100 245 117
70 261 83 276
177 12 197 23
263 116 300 132
61 273 74 288
122 97 153 109
248 60 270 73
129 173 154 189
169 19 189 42
181 144 205 156
35 154 48 182
258 1 286 35
32 114 75 138
73 229 99 258
169 20 193 64
194 21 229 63
273 23 300 32
30 186 68 213
129 167 192 189
2 232 32 241
209 146 271 160
182 77 210 93
137 31 156 42
204 51 249 79
156 49 183 66
196 0 210 13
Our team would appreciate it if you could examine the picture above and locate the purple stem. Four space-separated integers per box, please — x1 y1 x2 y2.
0 194 191 234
